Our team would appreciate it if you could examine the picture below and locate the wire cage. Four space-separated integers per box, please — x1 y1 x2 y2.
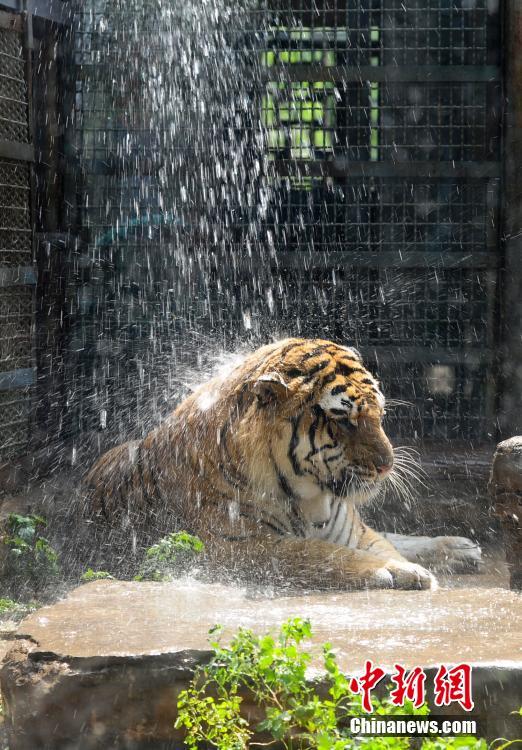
0 13 34 461
247 0 501 441
52 0 503 450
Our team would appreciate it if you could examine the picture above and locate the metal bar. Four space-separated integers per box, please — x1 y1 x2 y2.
0 266 36 286
0 0 69 24
486 180 502 252
0 367 35 391
271 251 500 270
36 231 71 244
486 80 502 161
24 0 37 443
274 160 502 179
499 0 522 435
483 176 502 432
259 65 500 83
25 3 33 50
361 347 492 366
484 267 500 431
0 140 34 161
77 62 500 84
487 0 502 67
78 157 157 177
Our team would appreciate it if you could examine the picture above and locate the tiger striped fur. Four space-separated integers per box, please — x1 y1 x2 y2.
85 338 439 590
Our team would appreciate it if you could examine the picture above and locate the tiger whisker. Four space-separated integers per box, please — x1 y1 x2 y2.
383 446 426 510
392 447 427 484
389 477 416 507
393 445 422 457
393 449 423 463
393 450 423 464
391 462 423 488
385 472 416 510
392 461 426 483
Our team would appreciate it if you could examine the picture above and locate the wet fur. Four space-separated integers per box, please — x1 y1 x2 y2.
85 338 437 590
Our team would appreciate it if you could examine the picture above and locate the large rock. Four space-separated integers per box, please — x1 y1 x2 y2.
1 580 521 749
490 436 522 589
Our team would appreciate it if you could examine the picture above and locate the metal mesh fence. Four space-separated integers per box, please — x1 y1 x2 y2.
247 0 501 440
0 12 34 462
0 27 29 143
260 80 490 162
271 266 494 350
65 0 501 446
0 160 31 266
0 286 33 367
0 390 31 457
258 177 497 253
252 1 490 66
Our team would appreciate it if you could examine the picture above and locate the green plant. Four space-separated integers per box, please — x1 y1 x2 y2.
176 619 486 750
490 711 522 750
0 598 19 615
80 568 114 582
0 514 59 598
0 597 40 621
134 531 204 582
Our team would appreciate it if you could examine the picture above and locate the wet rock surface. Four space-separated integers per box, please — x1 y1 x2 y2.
490 436 522 589
1 579 521 749
7 579 521 666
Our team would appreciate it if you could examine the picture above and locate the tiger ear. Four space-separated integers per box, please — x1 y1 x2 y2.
253 372 289 406
342 345 363 363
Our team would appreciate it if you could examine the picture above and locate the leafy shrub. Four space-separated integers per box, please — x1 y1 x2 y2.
0 597 40 620
176 619 486 750
0 514 60 598
491 713 522 750
134 531 204 582
80 568 114 582
0 598 19 615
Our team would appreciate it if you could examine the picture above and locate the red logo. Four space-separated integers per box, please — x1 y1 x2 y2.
348 663 474 712
433 664 474 711
349 660 386 712
390 664 427 708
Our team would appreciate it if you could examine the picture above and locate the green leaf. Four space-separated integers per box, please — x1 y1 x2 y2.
174 619 490 750
81 569 114 582
0 598 19 614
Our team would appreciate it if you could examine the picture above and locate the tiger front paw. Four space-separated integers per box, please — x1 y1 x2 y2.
384 532 483 572
372 559 438 591
428 536 482 572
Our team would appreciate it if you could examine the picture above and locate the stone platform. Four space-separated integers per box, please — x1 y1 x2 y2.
1 580 521 748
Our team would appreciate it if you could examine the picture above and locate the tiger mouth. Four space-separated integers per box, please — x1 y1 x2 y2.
326 469 380 497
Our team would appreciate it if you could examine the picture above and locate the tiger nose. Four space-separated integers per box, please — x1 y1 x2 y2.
375 456 394 474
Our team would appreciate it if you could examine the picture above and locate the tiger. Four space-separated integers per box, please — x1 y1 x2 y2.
85 337 482 590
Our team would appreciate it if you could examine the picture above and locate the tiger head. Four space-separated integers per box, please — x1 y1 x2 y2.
236 338 395 505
